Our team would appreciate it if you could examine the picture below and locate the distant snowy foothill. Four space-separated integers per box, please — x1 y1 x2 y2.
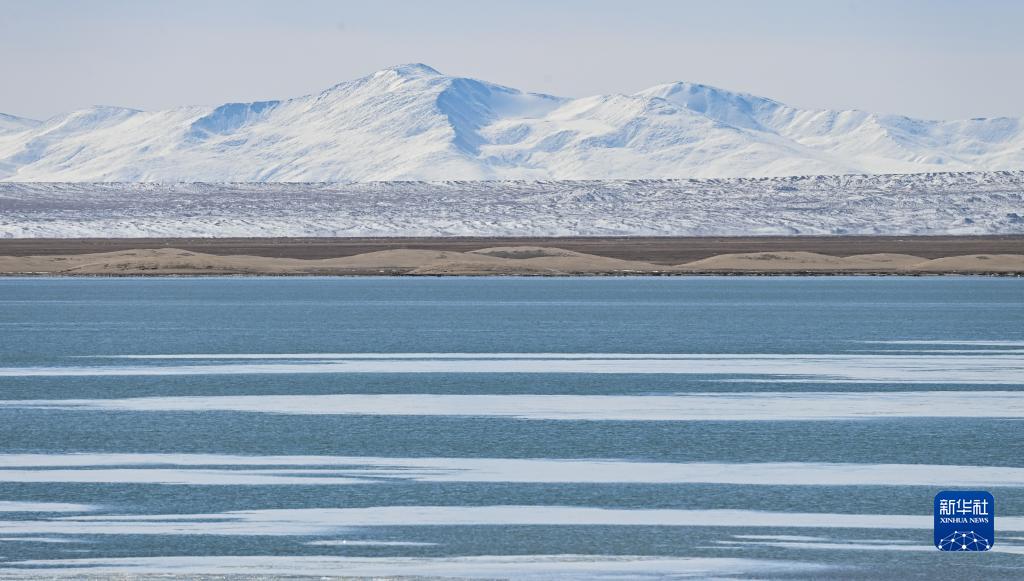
0 63 1023 181
2 172 1022 237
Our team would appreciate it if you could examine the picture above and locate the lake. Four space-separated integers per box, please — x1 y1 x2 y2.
0 276 1021 579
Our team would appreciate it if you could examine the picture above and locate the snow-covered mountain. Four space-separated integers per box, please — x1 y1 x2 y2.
1 64 1022 181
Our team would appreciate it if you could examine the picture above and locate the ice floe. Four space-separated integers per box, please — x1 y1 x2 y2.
5 391 1022 420
0 455 1021 487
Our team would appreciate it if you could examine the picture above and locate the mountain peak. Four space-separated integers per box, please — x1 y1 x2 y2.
376 63 443 78
639 81 780 107
636 81 784 130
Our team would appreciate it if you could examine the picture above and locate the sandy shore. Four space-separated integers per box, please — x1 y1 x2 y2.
1 244 1022 276
3 235 1024 262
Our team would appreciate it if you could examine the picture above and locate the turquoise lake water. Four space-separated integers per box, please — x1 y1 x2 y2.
0 277 1021 578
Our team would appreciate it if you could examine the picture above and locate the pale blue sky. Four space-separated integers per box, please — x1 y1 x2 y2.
2 0 1022 120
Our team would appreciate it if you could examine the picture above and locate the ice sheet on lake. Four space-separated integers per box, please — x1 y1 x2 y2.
97 352 932 359
0 502 96 513
0 554 827 579
720 537 1024 555
7 352 1024 384
305 539 438 547
5 391 1022 421
0 469 372 486
863 340 1024 347
0 537 84 544
0 455 1021 487
732 534 829 542
5 506 1024 536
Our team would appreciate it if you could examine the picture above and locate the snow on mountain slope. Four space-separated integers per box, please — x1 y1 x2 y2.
2 172 1022 237
0 114 43 177
638 82 1024 174
0 113 40 135
0 64 1022 181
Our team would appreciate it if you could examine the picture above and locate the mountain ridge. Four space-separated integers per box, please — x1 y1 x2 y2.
1 64 1022 181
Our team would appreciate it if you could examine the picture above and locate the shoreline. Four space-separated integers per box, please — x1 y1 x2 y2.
3 273 1021 278
1 238 1023 276
3 235 1023 262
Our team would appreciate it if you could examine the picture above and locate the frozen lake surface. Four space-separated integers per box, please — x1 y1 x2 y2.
0 277 1021 579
